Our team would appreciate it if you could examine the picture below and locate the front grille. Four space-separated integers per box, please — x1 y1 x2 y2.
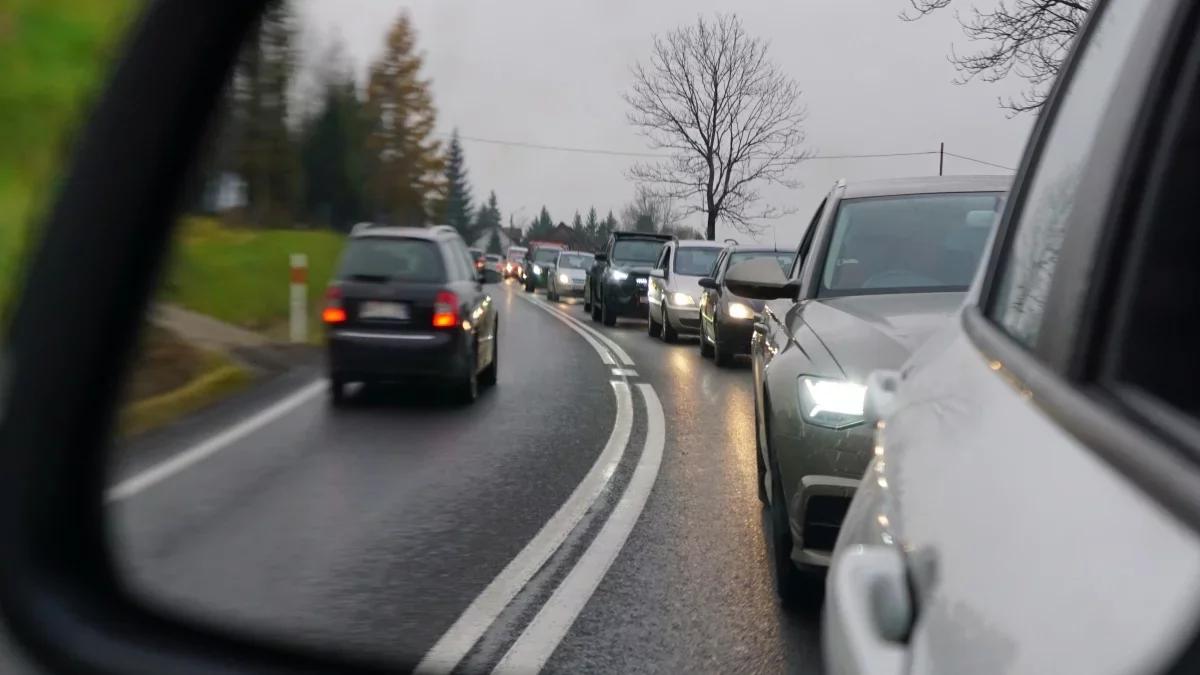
802 495 851 552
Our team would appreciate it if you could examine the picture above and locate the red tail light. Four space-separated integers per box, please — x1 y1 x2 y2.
433 290 458 328
323 286 346 323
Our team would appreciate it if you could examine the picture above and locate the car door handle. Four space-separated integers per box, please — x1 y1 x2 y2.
824 544 912 675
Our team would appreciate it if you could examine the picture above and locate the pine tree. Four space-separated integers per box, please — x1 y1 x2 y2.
582 206 600 249
529 206 556 240
441 129 474 235
471 190 502 242
571 210 584 231
600 210 618 242
365 12 445 226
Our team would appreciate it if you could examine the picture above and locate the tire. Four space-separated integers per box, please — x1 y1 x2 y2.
455 343 479 404
549 286 558 302
601 292 617 327
699 322 715 358
480 325 498 387
756 396 769 505
328 375 348 407
768 452 808 608
524 279 534 293
648 305 662 338
590 290 602 322
712 322 734 367
583 289 592 313
662 306 679 343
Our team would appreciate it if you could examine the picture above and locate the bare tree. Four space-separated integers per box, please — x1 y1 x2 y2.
624 13 810 240
619 184 685 232
902 0 1094 115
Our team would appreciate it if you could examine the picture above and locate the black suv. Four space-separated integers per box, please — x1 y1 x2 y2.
522 243 566 292
584 231 674 326
322 225 499 406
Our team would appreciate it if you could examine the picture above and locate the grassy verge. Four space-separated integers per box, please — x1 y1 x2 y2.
161 217 346 344
119 326 252 439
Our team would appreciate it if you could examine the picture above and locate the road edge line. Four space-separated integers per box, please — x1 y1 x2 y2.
524 296 635 366
491 383 666 675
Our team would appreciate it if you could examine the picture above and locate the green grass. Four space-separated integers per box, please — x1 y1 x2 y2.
0 0 143 318
163 217 346 339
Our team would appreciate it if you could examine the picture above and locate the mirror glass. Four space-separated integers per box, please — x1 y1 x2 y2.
3 0 1029 671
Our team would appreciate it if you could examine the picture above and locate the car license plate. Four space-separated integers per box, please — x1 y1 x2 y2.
359 301 409 320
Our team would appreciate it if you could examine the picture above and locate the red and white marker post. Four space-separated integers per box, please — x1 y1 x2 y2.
289 253 308 343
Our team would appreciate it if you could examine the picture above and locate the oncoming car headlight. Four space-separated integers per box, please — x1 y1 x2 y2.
727 302 755 319
608 269 629 282
797 376 866 430
671 292 695 306
533 264 543 275
558 273 570 284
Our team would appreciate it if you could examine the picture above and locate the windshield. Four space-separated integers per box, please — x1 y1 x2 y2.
612 239 667 264
485 254 501 262
336 237 445 283
820 192 1004 296
674 247 723 276
726 251 794 275
558 253 594 269
533 248 561 263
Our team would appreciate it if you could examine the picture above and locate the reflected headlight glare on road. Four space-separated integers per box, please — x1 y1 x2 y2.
558 273 570 284
727 302 755 319
609 269 629 281
797 376 866 430
671 292 695 306
533 265 543 275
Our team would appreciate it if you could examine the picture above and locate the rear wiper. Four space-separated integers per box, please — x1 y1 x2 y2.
346 273 392 283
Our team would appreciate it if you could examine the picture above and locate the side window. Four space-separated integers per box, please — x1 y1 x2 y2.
450 240 474 281
986 0 1149 349
792 197 827 278
709 251 726 280
662 245 672 271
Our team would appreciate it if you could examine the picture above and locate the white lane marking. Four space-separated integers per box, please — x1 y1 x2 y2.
413 382 634 675
106 378 327 502
491 383 666 674
524 295 635 367
611 368 638 377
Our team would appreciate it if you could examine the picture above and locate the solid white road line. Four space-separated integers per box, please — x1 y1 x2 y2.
527 296 636 367
491 383 666 674
412 382 634 675
518 295 616 365
106 378 327 502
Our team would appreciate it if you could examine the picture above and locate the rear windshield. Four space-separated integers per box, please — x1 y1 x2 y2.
337 237 446 283
557 253 594 269
674 247 722 276
508 250 526 260
485 254 501 262
533 248 561 263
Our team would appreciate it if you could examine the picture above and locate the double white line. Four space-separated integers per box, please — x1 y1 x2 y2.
415 293 665 674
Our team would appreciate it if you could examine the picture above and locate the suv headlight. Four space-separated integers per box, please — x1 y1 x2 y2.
797 376 866 430
608 269 628 282
727 301 755 319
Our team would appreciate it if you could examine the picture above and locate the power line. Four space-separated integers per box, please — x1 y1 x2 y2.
436 132 1014 171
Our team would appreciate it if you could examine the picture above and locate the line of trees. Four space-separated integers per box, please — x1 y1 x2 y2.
187 2 511 244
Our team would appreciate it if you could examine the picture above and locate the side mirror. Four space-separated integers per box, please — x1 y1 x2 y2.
723 258 800 300
594 252 608 262
649 268 665 279
698 277 718 290
863 369 901 428
476 270 487 284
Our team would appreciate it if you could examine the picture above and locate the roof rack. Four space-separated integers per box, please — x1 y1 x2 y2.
430 224 459 236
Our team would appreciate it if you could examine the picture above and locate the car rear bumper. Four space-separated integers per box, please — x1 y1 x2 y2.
327 329 469 381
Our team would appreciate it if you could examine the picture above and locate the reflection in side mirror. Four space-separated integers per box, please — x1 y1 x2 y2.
649 268 665 279
594 252 608 262
697 277 718 290
723 258 799 301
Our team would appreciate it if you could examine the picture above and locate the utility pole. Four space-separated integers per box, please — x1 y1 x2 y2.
939 142 944 176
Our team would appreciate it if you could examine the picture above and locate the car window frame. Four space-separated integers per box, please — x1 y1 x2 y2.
964 0 1200 538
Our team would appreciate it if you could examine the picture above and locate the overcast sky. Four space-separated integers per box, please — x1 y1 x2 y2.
299 0 1032 244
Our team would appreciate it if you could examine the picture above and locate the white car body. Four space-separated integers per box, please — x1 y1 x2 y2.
647 239 724 338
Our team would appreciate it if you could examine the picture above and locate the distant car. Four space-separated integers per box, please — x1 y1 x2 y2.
322 226 498 406
523 243 566 292
585 231 674 326
647 239 724 342
547 251 595 302
484 253 503 277
504 246 527 279
697 245 795 365
469 247 486 272
737 175 1008 609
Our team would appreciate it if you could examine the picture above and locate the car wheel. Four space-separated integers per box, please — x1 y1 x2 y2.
699 321 714 358
480 325 498 388
712 323 733 367
524 277 534 293
601 292 617 327
583 288 592 313
768 451 808 608
648 305 662 338
756 394 769 505
455 343 479 404
662 306 679 343
590 290 602 321
328 375 348 407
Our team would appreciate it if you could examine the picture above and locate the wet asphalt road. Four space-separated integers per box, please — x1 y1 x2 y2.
5 280 822 674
